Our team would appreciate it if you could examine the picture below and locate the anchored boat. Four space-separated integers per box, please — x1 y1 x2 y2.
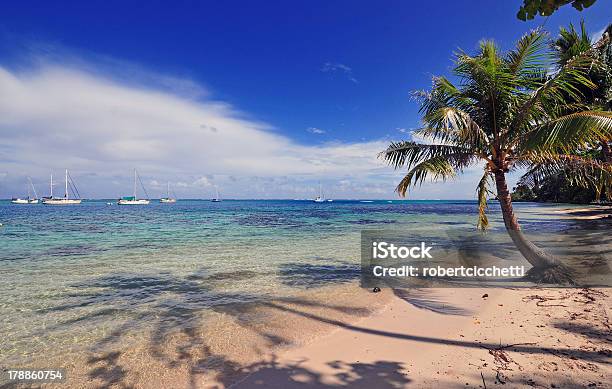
118 169 150 205
11 177 39 204
42 170 82 205
160 182 176 203
313 182 326 203
211 186 222 202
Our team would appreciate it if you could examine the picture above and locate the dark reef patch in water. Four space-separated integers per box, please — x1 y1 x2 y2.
200 270 264 282
43 244 107 257
235 214 307 228
112 241 168 250
277 262 359 288
349 219 397 225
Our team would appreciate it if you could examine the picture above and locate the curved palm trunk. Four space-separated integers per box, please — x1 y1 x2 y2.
493 171 564 269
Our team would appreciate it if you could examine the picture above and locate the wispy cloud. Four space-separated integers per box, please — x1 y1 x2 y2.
321 62 358 83
396 128 411 134
0 53 485 199
0 59 397 198
306 127 326 134
591 25 608 43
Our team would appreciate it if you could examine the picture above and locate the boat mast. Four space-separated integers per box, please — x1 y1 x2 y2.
29 177 38 199
319 182 322 199
133 168 137 199
167 182 170 198
50 174 53 198
65 169 68 198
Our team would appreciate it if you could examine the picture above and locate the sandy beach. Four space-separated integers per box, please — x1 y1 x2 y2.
552 206 612 220
20 285 608 388
230 287 611 389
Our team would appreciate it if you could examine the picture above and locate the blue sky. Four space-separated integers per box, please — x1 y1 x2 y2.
0 1 610 199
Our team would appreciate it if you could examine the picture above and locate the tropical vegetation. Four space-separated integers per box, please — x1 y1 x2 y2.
517 0 597 21
516 22 611 202
381 25 612 283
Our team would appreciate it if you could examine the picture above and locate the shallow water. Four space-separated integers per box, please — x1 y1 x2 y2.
0 200 607 370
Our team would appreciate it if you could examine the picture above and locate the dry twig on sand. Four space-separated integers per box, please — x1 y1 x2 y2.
522 294 568 307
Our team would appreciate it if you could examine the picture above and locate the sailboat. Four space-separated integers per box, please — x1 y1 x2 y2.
313 182 325 203
211 187 221 202
118 169 150 205
11 178 39 204
42 170 82 205
160 182 176 203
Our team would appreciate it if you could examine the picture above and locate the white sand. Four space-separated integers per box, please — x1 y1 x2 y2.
552 206 612 220
231 288 611 388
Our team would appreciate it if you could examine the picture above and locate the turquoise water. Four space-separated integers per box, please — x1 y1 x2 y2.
0 200 600 367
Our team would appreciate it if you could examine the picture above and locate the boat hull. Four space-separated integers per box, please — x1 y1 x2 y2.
11 198 29 204
117 199 150 205
160 198 176 203
42 198 82 205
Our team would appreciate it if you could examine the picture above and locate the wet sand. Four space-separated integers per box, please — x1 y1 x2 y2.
2 283 394 389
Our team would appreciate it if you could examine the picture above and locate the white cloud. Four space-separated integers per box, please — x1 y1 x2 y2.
0 58 483 199
192 176 212 187
591 26 607 43
306 127 326 134
321 62 358 84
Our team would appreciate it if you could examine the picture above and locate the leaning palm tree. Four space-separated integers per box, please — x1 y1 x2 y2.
381 29 612 283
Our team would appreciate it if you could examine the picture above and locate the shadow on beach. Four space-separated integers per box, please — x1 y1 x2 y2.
17 262 609 389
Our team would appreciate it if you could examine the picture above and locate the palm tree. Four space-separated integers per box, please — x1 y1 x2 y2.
521 23 612 201
381 29 612 283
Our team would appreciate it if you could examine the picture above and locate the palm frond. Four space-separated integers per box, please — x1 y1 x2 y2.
519 154 612 200
379 142 476 170
522 111 612 152
507 29 550 75
416 107 490 149
508 50 598 137
476 171 493 230
395 156 457 196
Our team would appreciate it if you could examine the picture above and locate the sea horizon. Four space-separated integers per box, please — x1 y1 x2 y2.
2 198 482 201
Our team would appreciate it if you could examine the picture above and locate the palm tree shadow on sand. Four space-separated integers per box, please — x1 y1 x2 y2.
28 264 610 389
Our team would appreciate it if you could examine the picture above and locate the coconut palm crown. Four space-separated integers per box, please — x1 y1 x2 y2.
381 29 612 280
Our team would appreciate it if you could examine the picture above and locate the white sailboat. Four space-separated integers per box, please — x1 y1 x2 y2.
42 170 82 205
313 182 325 203
11 177 39 204
118 169 150 205
211 186 221 202
160 182 176 203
